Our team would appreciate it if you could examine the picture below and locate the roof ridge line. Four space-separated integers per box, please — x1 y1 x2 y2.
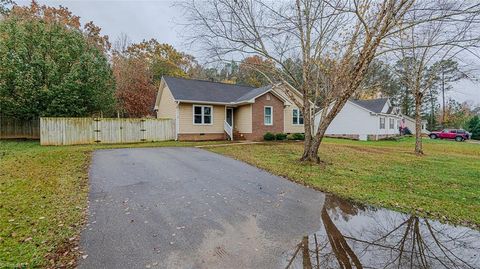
163 76 255 89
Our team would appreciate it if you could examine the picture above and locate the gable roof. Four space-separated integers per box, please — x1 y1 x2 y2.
350 98 389 113
234 85 272 103
163 76 256 103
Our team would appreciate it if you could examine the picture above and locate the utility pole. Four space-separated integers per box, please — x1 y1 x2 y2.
441 69 445 127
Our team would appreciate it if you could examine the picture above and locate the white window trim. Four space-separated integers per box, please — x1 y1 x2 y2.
292 108 304 125
192 104 214 125
264 106 273 126
389 118 395 129
380 117 385 129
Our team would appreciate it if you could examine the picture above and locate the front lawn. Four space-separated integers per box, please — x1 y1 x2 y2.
0 140 224 268
209 137 480 228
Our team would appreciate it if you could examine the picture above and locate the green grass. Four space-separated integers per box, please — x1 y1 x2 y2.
0 140 224 268
1 138 479 267
208 137 480 228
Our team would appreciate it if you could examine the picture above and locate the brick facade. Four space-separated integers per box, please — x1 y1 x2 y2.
240 92 284 141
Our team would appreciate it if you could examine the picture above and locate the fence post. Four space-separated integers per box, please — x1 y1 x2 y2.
140 119 146 142
94 118 101 143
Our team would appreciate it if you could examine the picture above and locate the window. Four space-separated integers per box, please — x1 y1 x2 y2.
380 117 385 129
193 105 213 125
292 108 304 125
264 106 273 125
389 118 394 129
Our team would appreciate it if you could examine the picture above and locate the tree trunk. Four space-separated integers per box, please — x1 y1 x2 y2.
301 98 347 164
302 113 314 161
301 121 327 163
301 136 322 163
301 90 316 162
414 95 424 155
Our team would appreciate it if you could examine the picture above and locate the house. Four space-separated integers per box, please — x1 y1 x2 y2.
154 77 305 141
314 98 428 141
402 114 428 135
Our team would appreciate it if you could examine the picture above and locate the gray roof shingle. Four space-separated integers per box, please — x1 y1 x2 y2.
351 98 389 113
164 77 259 103
234 85 272 102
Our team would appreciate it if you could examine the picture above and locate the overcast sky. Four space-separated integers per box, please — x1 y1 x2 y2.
15 0 480 105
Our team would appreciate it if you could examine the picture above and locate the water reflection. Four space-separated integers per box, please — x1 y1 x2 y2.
284 195 480 269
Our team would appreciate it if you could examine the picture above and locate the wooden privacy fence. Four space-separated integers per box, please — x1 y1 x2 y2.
40 117 175 145
0 117 40 139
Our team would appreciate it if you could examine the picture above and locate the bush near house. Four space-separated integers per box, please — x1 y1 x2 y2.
275 133 288 140
288 133 305 140
263 132 275 141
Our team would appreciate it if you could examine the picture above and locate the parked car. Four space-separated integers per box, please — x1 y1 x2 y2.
429 129 469 142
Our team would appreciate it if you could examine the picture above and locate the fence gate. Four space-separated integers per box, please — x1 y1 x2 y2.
40 117 175 145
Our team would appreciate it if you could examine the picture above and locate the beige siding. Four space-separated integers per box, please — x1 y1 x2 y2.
234 104 252 133
271 86 305 133
179 104 225 133
156 85 176 119
272 86 303 106
284 106 304 133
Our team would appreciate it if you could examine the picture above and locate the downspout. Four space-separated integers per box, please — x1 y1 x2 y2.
175 101 180 141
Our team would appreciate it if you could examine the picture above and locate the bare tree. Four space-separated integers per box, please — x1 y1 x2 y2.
183 0 477 163
385 1 480 154
113 32 132 55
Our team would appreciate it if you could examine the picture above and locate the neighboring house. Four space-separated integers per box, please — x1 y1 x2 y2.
314 98 428 141
402 114 428 135
154 77 305 141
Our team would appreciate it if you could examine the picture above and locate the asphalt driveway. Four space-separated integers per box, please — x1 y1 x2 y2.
79 147 325 269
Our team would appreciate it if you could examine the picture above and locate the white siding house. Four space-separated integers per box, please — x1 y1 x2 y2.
403 115 428 135
315 98 426 141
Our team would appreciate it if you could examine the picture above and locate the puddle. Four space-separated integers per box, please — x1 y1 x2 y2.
283 195 480 269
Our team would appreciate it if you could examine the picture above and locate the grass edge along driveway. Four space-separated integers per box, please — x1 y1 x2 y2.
0 140 224 268
208 137 480 230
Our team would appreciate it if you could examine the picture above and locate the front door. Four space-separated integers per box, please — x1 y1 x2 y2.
226 108 233 127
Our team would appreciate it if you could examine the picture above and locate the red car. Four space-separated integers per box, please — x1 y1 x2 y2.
429 129 469 142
